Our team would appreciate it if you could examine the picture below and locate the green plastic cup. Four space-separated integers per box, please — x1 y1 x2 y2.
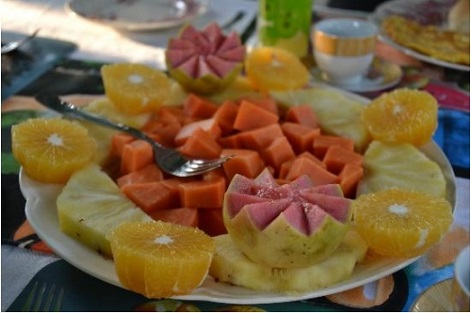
258 0 313 58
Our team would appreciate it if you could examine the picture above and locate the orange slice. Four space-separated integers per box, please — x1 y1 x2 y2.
352 188 453 258
362 88 438 146
101 63 171 114
12 118 97 184
110 221 215 298
245 47 310 91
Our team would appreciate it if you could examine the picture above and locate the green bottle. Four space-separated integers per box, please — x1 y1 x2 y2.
258 0 313 58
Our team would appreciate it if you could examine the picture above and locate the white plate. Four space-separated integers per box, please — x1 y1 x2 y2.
21 86 457 304
369 0 470 72
311 57 403 92
66 0 208 31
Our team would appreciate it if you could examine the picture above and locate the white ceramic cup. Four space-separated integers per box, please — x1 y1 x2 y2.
452 246 470 311
312 18 378 85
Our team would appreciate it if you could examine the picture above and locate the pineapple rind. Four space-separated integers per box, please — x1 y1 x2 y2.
57 164 151 257
209 229 367 293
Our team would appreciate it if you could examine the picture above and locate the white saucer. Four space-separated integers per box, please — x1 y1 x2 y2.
66 0 208 31
311 58 403 93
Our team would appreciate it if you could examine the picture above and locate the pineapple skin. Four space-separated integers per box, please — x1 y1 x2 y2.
209 229 367 293
57 164 151 258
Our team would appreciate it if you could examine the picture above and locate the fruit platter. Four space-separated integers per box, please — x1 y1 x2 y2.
15 23 456 304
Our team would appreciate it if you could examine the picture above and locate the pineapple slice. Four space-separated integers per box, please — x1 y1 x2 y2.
82 97 151 128
209 230 367 292
57 164 151 258
271 87 371 152
208 76 260 104
356 141 447 198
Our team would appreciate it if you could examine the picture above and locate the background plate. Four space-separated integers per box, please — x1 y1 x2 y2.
66 0 208 31
369 0 469 72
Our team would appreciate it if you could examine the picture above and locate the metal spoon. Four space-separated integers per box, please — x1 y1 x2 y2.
1 29 39 54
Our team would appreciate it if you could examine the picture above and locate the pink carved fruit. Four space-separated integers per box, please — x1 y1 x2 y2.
165 23 246 95
223 168 353 268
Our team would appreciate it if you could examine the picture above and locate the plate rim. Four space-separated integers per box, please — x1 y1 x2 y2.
369 0 470 72
65 0 208 31
20 84 457 304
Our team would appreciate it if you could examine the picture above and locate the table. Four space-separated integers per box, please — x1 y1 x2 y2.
2 0 470 311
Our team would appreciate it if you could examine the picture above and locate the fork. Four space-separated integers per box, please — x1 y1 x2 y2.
34 92 232 177
21 281 64 311
1 29 39 54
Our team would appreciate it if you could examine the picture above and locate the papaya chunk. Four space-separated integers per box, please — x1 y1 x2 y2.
180 177 226 208
117 163 164 187
150 208 199 227
183 94 219 118
213 100 239 135
339 163 364 198
221 149 265 181
285 104 318 128
174 118 222 146
142 119 166 135
202 167 227 184
285 157 339 186
121 182 170 213
217 133 246 149
233 100 279 131
160 178 196 208
323 145 364 174
238 123 284 150
244 95 278 114
281 122 321 154
198 208 227 236
312 135 355 159
278 151 324 179
156 107 186 124
262 137 296 173
144 122 182 148
110 133 134 157
297 151 325 165
120 139 154 174
178 128 223 159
